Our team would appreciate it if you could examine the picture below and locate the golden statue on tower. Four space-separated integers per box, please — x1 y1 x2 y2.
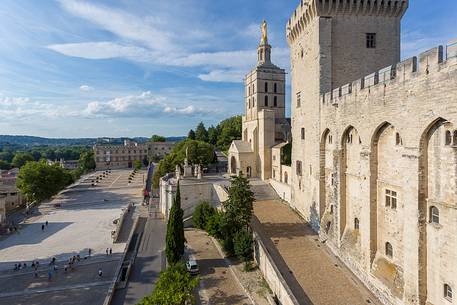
261 20 268 44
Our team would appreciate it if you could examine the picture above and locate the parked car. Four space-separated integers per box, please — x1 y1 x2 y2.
186 260 199 275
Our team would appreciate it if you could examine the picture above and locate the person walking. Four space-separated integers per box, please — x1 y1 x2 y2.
45 221 48 227
88 248 92 257
109 248 112 255
41 224 45 231
105 248 109 255
98 269 103 277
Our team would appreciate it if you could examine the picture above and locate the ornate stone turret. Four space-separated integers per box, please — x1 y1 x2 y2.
257 20 272 66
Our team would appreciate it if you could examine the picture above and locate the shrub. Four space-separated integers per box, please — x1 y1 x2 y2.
192 201 215 230
234 229 253 266
205 211 223 239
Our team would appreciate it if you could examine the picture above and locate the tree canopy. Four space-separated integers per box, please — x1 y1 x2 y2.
151 135 166 142
137 263 199 305
16 161 73 202
11 152 35 168
79 150 96 171
187 129 196 140
195 122 208 142
165 183 185 265
186 116 241 152
152 139 215 188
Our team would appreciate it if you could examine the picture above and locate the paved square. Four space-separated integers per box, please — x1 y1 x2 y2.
0 169 145 305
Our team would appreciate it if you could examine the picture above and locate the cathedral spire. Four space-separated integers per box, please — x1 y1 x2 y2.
258 20 271 65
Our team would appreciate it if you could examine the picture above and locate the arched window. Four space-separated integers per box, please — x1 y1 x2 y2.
444 284 453 301
274 83 277 93
264 96 268 107
445 130 452 145
453 130 457 146
274 96 278 107
264 82 268 93
354 218 360 230
385 242 393 258
248 98 250 109
253 97 255 107
325 221 331 234
396 132 402 145
430 206 439 224
330 205 334 214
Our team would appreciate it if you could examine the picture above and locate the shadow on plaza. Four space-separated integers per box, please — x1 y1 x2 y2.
0 221 73 249
47 189 142 212
0 252 123 275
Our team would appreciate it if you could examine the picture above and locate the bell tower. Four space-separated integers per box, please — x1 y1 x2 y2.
257 20 272 65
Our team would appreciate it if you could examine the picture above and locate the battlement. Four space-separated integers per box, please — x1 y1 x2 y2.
320 43 457 106
286 0 408 44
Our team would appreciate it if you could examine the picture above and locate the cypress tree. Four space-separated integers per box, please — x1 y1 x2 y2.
166 182 185 265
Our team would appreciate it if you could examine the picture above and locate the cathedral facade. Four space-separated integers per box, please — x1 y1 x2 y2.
228 21 290 181
287 1 457 305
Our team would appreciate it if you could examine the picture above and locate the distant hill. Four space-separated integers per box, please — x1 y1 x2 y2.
0 135 186 147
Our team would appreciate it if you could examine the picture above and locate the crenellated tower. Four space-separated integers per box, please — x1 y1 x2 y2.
287 0 408 95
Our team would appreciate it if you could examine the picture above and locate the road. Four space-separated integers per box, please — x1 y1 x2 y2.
111 199 166 305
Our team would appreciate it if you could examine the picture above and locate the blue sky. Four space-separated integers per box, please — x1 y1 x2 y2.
0 0 456 138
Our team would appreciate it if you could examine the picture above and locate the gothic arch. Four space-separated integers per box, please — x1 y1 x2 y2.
340 125 361 239
369 121 393 264
230 156 237 175
417 117 448 305
319 128 331 221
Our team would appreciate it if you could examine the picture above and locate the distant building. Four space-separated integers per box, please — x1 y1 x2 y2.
94 139 176 170
47 158 80 170
0 169 26 221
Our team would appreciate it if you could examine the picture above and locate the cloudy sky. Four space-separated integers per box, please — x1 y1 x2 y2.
0 0 456 138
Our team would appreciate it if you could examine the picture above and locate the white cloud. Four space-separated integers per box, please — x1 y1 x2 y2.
0 96 71 119
48 42 154 61
0 97 30 106
79 85 93 92
82 91 214 118
58 0 174 51
198 69 246 83
50 0 290 83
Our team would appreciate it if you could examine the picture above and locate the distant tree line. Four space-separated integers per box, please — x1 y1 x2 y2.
0 145 91 170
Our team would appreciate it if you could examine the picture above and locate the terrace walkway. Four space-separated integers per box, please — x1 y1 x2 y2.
251 181 381 305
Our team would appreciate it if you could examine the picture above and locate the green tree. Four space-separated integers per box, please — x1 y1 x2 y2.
133 160 142 170
11 152 35 168
205 211 223 240
79 150 96 171
216 116 242 151
152 139 215 189
207 126 218 145
0 160 11 170
0 150 14 163
16 161 68 202
224 175 255 231
187 129 196 140
166 182 185 265
192 201 215 230
137 263 199 305
234 229 254 268
151 135 166 142
195 122 208 142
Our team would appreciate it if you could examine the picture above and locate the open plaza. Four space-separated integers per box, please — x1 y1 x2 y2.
0 169 145 305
